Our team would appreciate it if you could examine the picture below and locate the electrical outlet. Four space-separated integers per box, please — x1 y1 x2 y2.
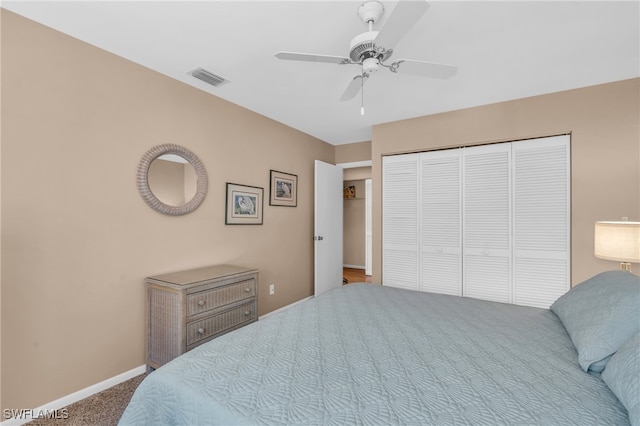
269 284 275 295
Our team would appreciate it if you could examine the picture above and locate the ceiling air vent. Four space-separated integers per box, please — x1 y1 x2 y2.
190 68 229 88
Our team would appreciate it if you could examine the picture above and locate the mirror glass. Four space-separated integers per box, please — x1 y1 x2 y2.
147 155 197 207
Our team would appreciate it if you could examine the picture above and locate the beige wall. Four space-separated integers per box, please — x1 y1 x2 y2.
372 78 640 285
343 166 372 181
335 140 371 163
1 11 333 411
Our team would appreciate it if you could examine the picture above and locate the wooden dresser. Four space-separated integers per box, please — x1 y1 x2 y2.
146 264 258 371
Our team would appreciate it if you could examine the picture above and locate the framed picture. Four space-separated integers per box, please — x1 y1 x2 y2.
269 170 298 207
343 185 356 199
225 183 263 225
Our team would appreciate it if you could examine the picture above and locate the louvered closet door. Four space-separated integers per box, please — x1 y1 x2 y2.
463 144 512 303
420 150 462 295
383 154 419 290
512 135 570 308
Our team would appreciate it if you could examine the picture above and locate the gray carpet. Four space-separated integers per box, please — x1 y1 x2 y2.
26 374 145 426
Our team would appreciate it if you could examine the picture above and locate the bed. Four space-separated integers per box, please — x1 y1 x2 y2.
119 270 639 425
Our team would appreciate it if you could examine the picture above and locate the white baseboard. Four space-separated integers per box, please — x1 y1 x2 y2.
259 296 313 320
1 365 146 426
343 264 365 270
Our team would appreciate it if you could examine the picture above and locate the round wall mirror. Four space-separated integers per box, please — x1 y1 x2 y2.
137 144 208 216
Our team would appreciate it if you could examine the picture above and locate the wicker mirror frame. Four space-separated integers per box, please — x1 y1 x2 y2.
137 144 208 216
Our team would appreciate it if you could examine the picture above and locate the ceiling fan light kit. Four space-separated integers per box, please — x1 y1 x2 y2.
275 0 458 111
362 57 380 73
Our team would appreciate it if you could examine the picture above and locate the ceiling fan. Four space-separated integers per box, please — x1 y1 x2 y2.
275 0 457 112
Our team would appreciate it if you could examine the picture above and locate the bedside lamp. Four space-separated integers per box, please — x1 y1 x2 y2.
594 221 640 272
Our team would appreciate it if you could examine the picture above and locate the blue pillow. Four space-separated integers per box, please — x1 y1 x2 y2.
550 271 640 372
602 332 640 426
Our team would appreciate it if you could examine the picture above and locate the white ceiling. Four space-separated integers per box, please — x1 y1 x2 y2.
3 1 639 145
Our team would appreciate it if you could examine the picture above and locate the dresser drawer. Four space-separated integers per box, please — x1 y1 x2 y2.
187 278 256 317
186 302 256 346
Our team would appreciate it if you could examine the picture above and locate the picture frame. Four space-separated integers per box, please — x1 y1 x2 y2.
269 170 298 207
225 183 263 225
343 185 356 199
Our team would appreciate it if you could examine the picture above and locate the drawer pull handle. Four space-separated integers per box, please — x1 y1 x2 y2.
197 328 205 334
244 311 250 316
198 300 206 306
244 288 251 293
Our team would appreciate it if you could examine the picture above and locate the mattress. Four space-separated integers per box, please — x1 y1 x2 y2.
119 284 628 425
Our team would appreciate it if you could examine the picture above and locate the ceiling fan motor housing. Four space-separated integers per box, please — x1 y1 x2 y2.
349 30 392 63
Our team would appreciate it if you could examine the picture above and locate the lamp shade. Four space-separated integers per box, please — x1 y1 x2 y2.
594 221 640 262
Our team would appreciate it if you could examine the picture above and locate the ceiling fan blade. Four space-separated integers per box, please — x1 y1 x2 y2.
391 59 457 79
374 0 430 50
339 74 369 102
275 51 350 64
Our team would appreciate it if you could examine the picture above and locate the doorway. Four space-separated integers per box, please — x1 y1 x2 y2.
340 162 372 283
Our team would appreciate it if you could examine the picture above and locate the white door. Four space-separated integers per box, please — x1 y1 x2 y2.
382 154 420 290
462 143 512 304
512 135 570 308
314 160 343 296
420 149 463 296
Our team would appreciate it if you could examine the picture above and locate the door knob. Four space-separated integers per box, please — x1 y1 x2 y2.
314 236 324 241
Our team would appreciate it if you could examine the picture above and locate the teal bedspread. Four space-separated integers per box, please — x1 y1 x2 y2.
119 284 628 425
